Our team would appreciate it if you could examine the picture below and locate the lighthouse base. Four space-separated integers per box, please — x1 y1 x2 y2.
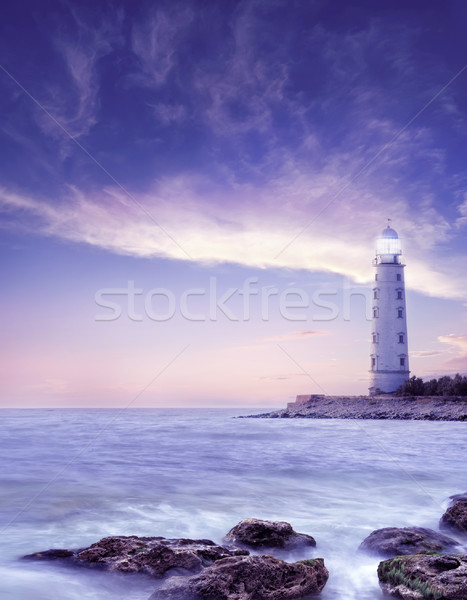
369 370 410 395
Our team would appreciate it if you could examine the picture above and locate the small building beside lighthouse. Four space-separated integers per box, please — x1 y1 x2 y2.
369 224 410 394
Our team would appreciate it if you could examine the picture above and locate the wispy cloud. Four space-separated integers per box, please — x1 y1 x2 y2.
192 7 289 138
257 331 328 343
30 378 71 395
0 155 465 301
1 2 466 304
33 10 122 152
151 103 187 124
130 5 193 87
455 195 467 229
259 373 308 380
438 334 467 370
410 350 442 358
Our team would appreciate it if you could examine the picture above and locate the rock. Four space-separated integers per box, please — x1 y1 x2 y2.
23 548 74 560
359 527 459 557
24 536 248 578
152 554 329 600
242 396 467 421
378 553 467 600
224 519 316 550
440 495 467 534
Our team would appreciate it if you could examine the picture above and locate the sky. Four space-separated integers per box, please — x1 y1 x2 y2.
0 0 466 408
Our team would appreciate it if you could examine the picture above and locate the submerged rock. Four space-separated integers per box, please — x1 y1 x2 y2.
24 536 248 578
359 526 459 557
23 548 74 560
225 519 316 550
378 553 467 600
152 554 329 600
440 495 467 535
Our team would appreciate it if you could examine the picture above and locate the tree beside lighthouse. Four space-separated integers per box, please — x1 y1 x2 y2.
369 224 410 395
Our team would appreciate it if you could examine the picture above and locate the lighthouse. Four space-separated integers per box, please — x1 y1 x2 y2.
369 223 410 394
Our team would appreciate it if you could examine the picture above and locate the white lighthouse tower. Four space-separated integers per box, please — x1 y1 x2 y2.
369 223 410 394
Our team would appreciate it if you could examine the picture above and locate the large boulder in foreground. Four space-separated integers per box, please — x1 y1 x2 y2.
359 527 459 557
440 495 467 535
225 519 316 550
378 554 467 600
24 536 248 578
152 554 329 600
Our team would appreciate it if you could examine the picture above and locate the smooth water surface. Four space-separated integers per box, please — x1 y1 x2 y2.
0 409 465 599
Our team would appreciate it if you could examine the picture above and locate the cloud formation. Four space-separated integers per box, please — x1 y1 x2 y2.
35 9 122 148
410 350 442 358
1 1 466 302
456 196 467 229
0 153 465 302
438 334 467 369
131 5 193 87
257 330 328 343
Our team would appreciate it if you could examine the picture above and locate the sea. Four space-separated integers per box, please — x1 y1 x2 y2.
0 408 465 600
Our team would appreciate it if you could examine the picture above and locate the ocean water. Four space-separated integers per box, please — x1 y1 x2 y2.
0 409 465 600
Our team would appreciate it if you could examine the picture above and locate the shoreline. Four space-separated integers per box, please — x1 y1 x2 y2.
241 394 467 421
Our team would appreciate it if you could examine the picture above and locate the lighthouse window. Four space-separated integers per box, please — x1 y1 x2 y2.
372 333 378 344
371 357 376 369
397 291 402 299
399 334 404 343
373 308 378 318
375 274 378 281
396 274 401 281
400 357 405 367
398 309 403 318
373 290 378 299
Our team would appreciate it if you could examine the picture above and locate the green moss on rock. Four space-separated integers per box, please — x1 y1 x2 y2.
378 556 444 600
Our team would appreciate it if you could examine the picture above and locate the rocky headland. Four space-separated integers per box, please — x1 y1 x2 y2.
242 394 467 420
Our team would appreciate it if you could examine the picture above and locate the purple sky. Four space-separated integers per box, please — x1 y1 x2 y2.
0 0 466 407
